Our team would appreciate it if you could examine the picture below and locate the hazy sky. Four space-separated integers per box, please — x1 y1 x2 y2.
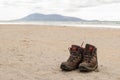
0 0 120 21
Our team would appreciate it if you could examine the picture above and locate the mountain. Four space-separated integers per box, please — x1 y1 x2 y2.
17 13 84 21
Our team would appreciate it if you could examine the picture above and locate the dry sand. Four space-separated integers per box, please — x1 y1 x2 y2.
0 24 119 80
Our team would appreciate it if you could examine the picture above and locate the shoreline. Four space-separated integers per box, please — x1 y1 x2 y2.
0 23 120 29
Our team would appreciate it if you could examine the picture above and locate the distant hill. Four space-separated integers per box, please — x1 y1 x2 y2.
16 13 85 21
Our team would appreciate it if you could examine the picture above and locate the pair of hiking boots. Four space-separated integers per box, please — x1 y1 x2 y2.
60 44 98 72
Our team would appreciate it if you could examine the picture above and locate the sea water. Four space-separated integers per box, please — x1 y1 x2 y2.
0 21 120 29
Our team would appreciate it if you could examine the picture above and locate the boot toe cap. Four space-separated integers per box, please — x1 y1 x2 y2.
60 62 74 71
79 63 98 72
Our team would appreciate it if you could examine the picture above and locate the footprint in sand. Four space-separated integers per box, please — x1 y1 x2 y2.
21 39 33 48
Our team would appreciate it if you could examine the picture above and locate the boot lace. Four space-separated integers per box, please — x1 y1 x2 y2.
83 51 92 63
67 54 79 62
84 55 91 63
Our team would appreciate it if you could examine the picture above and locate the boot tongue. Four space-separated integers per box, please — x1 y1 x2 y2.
85 44 94 54
70 45 81 56
70 45 80 52
83 44 94 62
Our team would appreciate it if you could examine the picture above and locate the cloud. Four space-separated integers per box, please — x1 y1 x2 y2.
0 0 120 20
65 3 120 21
0 0 119 8
1 0 120 10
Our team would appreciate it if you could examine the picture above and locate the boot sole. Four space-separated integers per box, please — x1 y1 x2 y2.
60 64 77 71
60 64 72 71
79 65 98 72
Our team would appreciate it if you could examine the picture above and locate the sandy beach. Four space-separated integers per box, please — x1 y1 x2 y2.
0 24 119 80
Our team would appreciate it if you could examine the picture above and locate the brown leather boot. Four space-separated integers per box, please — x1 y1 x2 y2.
79 44 98 72
60 45 84 71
